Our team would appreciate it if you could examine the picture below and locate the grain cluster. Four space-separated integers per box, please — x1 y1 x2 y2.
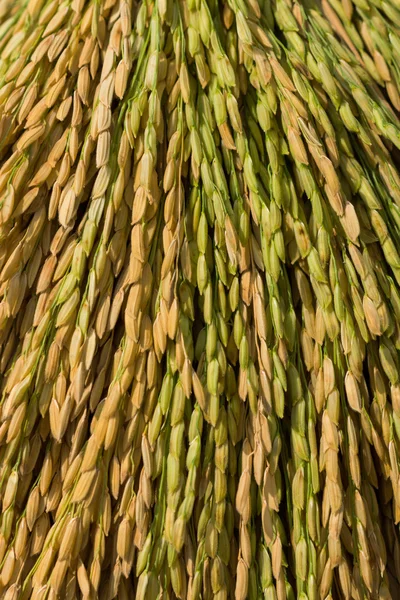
0 0 399 598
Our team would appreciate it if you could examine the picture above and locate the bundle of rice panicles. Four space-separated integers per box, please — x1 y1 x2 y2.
1 0 400 598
